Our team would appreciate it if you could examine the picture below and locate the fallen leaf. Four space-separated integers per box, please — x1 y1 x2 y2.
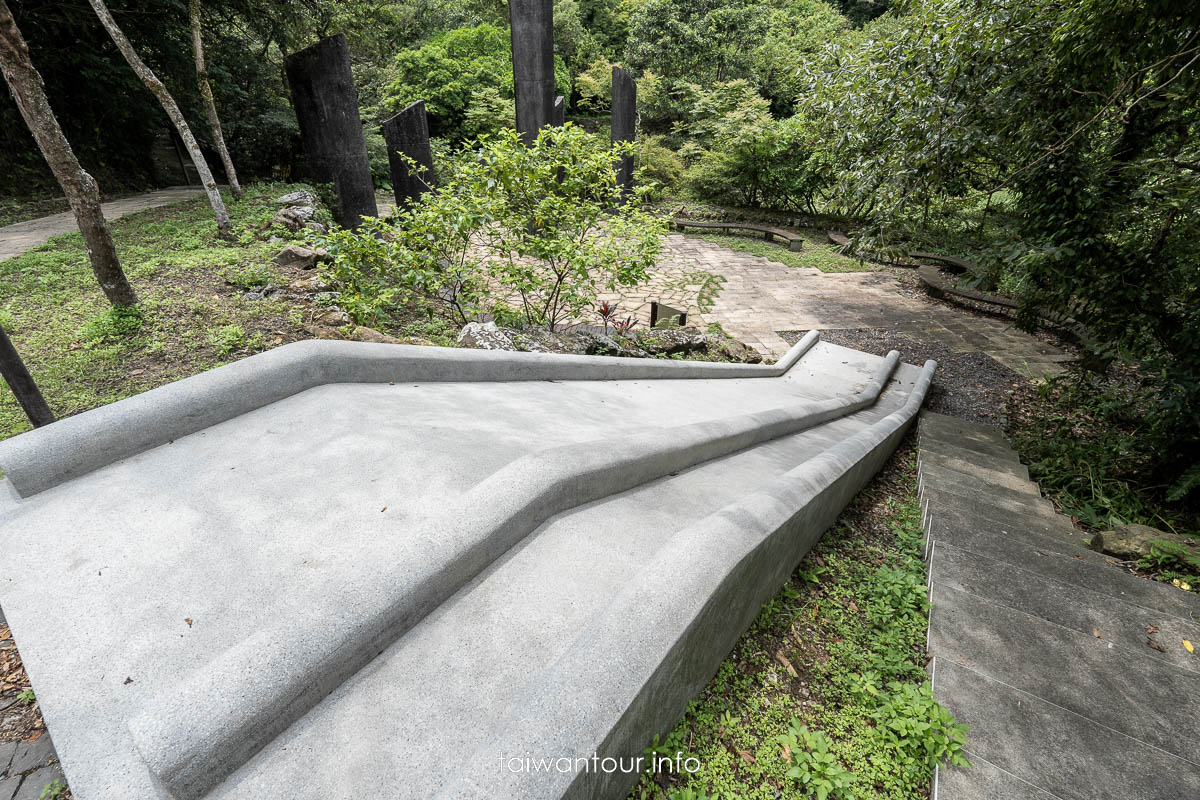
124 677 134 685
1147 637 1167 653
184 618 193 628
1146 625 1160 634
1184 640 1195 654
847 600 860 612
26 730 43 743
775 651 798 678
1092 628 1102 639
780 742 792 762
380 506 387 513
737 749 756 764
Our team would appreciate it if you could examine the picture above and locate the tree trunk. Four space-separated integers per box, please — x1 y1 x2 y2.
87 0 232 238
188 0 241 200
0 0 138 307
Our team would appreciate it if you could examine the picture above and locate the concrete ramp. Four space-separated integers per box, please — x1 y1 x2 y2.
0 335 934 799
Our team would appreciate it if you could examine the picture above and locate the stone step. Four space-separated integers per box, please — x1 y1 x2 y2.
919 459 1040 498
930 541 1200 672
918 447 1030 482
931 658 1200 800
920 479 1058 524
920 412 1008 444
929 582 1200 763
929 519 1200 620
919 428 1021 463
923 499 1080 544
919 439 1024 472
935 753 1062 800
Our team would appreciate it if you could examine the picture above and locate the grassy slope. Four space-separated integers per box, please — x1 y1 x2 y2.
0 183 329 440
630 440 967 800
690 230 880 274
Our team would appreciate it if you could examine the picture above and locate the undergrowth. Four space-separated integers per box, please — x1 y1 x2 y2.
630 443 967 800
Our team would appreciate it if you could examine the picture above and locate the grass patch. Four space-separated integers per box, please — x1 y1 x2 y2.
690 231 879 274
0 182 323 441
630 441 968 800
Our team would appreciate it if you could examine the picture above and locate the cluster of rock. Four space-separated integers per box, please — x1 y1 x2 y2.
270 190 327 234
455 321 763 363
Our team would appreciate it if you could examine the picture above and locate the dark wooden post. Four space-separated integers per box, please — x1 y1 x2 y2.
611 66 636 203
552 95 565 127
0 323 54 427
284 34 378 229
510 0 555 146
382 100 435 210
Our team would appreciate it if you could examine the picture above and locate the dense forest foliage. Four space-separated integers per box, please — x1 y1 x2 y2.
2 0 1198 520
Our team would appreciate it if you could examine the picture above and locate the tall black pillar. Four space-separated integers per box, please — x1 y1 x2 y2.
510 0 555 146
611 66 637 203
0 323 54 428
285 34 378 229
382 101 435 210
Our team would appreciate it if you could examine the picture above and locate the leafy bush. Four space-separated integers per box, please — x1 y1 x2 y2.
871 681 970 771
775 720 856 800
318 126 664 330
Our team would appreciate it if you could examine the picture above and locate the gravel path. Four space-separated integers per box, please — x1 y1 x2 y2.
781 328 1031 427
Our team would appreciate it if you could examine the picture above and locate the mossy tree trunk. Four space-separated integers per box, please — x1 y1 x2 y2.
189 0 241 200
0 0 138 307
87 0 233 238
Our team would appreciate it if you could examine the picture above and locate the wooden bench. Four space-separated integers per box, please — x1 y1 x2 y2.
671 218 804 251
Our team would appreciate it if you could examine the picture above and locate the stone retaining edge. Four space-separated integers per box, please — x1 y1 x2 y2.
443 359 937 800
0 332 820 499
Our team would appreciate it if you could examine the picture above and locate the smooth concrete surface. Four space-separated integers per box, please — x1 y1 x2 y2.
935 754 1059 800
0 338 931 800
917 448 1030 482
0 332 819 498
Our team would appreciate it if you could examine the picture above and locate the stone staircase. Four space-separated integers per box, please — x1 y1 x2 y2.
919 412 1200 799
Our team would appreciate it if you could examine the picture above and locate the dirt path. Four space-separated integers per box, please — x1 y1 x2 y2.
0 187 203 262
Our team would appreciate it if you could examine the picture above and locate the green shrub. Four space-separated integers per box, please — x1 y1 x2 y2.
220 262 278 291
871 681 970 771
81 306 144 344
775 720 856 800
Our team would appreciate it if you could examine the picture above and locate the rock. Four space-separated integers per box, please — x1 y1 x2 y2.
272 205 316 231
708 336 763 364
348 326 400 344
1089 523 1200 561
574 330 648 358
313 310 350 328
275 190 318 207
273 244 330 270
635 327 708 356
456 321 516 351
306 222 328 234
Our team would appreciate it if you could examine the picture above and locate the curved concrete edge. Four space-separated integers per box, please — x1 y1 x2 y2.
0 334 821 500
129 348 896 800
443 359 937 800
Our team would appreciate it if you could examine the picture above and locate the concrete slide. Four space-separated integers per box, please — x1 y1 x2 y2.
0 334 934 799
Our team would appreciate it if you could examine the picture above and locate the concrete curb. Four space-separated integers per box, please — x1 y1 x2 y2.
444 359 937 800
0 332 820 499
129 343 899 800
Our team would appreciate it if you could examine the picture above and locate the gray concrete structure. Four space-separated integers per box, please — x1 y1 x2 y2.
0 337 934 799
284 35 378 229
509 0 555 145
552 95 565 127
610 66 636 202
919 412 1200 800
381 100 435 210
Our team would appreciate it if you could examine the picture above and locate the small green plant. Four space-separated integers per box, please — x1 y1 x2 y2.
39 779 67 799
864 565 928 625
220 262 278 291
207 325 246 357
776 720 856 800
666 788 712 800
871 681 969 770
80 306 144 344
17 688 35 705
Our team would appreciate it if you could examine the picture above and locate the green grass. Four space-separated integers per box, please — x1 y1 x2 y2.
691 231 880 274
630 444 967 800
0 182 321 441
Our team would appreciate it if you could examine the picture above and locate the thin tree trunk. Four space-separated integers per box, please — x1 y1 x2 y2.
0 0 138 306
189 0 241 200
87 0 233 238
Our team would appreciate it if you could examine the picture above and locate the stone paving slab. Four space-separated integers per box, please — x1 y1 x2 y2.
918 428 1022 463
918 449 1031 483
920 460 1040 497
930 582 1200 757
921 480 1059 525
935 753 1061 800
931 541 1200 671
931 658 1200 800
0 188 203 262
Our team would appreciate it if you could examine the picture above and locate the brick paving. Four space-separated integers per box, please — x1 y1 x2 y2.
600 234 1070 378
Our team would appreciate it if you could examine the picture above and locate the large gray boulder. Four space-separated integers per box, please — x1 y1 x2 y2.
456 321 516 350
1090 523 1200 561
